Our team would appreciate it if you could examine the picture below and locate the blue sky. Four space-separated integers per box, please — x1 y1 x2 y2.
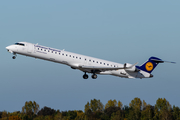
0 0 180 112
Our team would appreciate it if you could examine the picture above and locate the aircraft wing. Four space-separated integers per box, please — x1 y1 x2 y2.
79 66 124 71
79 62 138 71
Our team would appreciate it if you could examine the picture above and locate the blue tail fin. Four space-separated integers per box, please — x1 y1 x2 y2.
136 57 163 73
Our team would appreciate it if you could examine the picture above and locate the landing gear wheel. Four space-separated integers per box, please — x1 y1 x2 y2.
83 74 88 79
92 74 97 79
12 56 16 59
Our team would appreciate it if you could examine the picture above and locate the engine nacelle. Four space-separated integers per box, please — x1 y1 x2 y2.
124 63 138 72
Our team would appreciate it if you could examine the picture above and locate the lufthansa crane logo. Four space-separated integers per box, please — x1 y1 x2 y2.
145 62 153 71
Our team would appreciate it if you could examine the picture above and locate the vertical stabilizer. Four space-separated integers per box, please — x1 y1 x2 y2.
136 57 163 73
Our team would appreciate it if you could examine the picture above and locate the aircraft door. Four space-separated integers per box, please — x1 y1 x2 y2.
27 44 34 53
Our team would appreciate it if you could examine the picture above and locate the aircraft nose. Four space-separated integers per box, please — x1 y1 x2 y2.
6 46 10 50
6 45 14 53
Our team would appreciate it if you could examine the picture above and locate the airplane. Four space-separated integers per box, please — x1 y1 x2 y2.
6 42 175 79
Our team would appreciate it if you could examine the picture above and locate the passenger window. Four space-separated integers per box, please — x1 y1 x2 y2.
69 55 71 57
66 54 68 56
100 62 102 64
93 60 95 62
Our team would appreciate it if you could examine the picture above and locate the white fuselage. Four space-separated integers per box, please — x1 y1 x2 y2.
6 42 151 79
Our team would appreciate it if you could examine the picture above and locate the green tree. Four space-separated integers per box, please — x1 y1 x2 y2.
1 111 10 120
54 112 63 120
172 105 180 120
154 98 172 120
44 115 54 120
22 101 40 119
104 106 121 119
129 97 142 120
38 106 56 116
84 102 90 113
90 99 104 112
9 115 22 120
142 100 147 110
155 98 171 111
9 111 21 120
110 110 124 120
123 105 130 119
118 101 123 110
84 99 104 120
141 105 154 120
75 111 85 120
105 99 117 109
85 99 104 113
33 115 44 120
66 110 77 119
129 97 142 110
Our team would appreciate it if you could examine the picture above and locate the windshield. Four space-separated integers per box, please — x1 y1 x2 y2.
14 43 25 46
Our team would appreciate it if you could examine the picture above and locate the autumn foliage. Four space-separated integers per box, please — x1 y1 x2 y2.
0 98 180 120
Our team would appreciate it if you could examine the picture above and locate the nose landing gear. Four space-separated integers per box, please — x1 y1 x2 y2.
12 53 17 59
12 56 16 59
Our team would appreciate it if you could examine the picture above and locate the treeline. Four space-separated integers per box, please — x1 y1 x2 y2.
0 97 180 120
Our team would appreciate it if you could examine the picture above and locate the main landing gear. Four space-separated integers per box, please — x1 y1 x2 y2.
92 74 97 79
83 72 89 79
83 72 98 79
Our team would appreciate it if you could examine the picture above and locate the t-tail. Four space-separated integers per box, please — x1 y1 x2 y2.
136 57 176 73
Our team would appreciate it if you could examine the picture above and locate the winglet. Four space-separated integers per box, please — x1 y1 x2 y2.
124 62 138 69
130 62 138 68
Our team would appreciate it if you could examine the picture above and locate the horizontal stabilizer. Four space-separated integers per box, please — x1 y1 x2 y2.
151 59 176 64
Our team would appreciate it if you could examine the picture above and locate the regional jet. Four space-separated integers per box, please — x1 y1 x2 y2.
6 42 175 79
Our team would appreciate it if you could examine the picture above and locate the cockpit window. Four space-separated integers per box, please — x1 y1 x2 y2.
14 43 25 46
